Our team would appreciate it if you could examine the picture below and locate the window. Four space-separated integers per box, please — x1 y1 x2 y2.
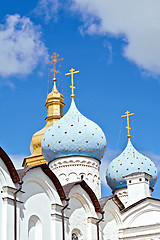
72 233 78 240
72 228 82 240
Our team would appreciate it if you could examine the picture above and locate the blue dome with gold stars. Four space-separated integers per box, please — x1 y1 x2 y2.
106 140 158 191
41 101 106 162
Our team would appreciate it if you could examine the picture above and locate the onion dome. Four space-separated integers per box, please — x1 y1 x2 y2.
106 140 158 191
22 83 65 168
41 101 107 162
23 52 65 168
29 84 64 156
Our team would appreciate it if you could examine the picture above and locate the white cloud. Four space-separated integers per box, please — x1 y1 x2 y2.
69 0 160 76
103 40 113 64
0 14 48 78
9 154 27 169
34 0 59 22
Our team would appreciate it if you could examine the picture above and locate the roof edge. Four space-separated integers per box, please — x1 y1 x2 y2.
0 147 19 184
17 164 66 201
63 180 102 213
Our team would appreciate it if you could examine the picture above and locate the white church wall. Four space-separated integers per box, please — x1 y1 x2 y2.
102 199 121 240
0 157 17 240
114 188 128 207
121 199 160 227
28 215 42 240
125 172 152 206
119 225 160 240
119 199 160 239
129 210 160 227
103 220 118 240
67 185 98 240
2 194 15 240
51 203 64 240
0 182 2 240
0 157 15 187
20 181 52 240
69 202 87 240
49 155 101 198
20 168 62 205
19 168 63 240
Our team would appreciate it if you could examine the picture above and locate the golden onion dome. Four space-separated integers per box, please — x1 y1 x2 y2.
23 80 65 168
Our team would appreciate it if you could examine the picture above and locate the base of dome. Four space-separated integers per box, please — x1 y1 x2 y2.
49 155 101 199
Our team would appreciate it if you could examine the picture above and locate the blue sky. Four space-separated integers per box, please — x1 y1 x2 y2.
0 0 160 198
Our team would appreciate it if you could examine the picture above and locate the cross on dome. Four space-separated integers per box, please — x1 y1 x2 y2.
121 111 134 140
46 52 64 88
65 68 80 101
106 111 158 192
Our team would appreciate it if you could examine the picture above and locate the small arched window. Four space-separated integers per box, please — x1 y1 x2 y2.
28 215 42 240
72 233 78 240
72 228 82 240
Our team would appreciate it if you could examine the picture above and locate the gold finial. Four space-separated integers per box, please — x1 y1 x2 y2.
46 52 64 88
121 111 134 140
65 68 80 101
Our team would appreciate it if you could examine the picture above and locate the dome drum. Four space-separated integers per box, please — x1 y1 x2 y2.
49 155 101 198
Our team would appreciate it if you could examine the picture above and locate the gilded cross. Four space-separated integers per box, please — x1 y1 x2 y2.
65 68 80 101
121 111 134 140
46 52 64 87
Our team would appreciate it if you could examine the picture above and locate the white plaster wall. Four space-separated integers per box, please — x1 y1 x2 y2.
102 199 121 240
129 210 160 227
126 173 152 206
28 215 42 240
66 185 98 240
121 200 160 227
114 188 128 207
0 182 3 240
0 157 15 187
0 157 16 240
68 185 97 218
69 202 87 240
49 156 101 198
119 225 160 240
119 199 160 239
19 168 63 240
20 181 52 240
115 188 152 208
3 198 15 240
103 219 118 240
20 168 62 205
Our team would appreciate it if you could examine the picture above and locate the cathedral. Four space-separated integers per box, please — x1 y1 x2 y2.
0 53 160 240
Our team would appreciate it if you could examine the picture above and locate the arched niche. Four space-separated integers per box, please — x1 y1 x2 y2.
67 184 98 240
20 178 52 239
22 175 62 205
68 172 78 182
28 215 42 240
101 199 121 240
59 173 67 184
72 228 83 240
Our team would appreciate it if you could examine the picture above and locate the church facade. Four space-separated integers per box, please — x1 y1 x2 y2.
0 53 160 240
